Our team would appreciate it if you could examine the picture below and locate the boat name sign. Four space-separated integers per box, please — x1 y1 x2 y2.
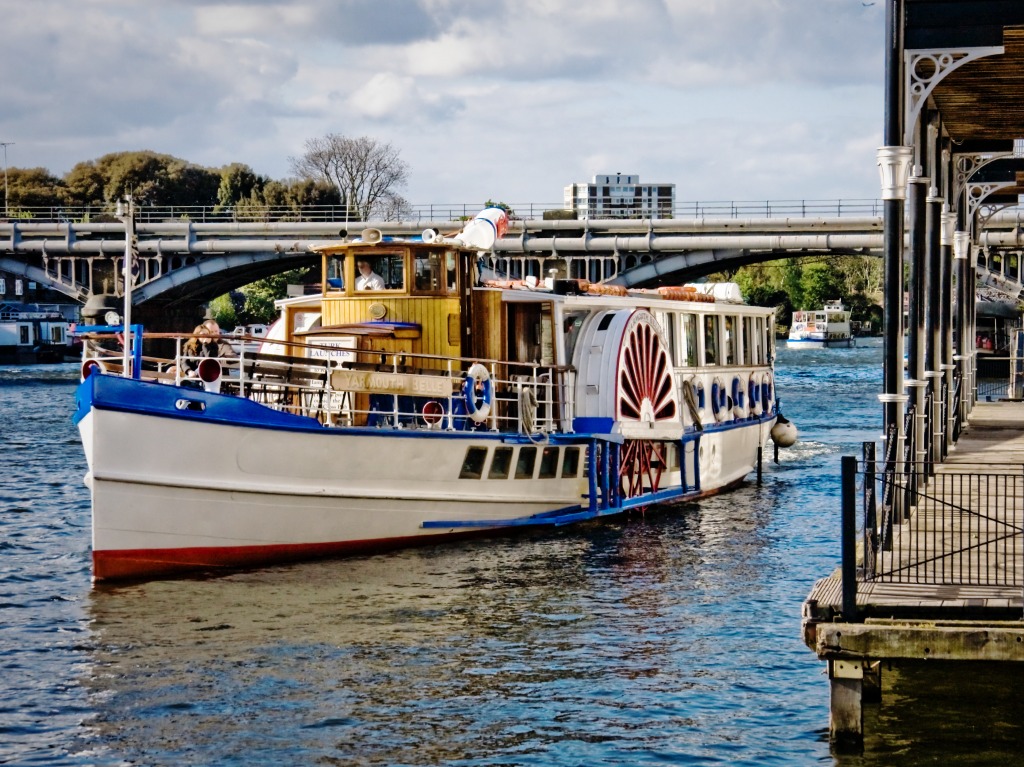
330 369 454 397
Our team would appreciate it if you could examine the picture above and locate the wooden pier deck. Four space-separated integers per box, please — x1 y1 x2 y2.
804 400 1024 628
802 401 1024 743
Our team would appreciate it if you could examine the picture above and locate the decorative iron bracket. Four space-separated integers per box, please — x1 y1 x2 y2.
904 46 1003 146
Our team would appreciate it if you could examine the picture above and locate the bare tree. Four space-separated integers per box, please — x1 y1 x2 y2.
289 134 409 221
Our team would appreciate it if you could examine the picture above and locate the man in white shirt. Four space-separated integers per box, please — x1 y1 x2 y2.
355 259 386 290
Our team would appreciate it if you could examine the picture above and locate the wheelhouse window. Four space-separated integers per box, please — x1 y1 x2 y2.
413 250 452 295
327 252 406 294
356 254 403 291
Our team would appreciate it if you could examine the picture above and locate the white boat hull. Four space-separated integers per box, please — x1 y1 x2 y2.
77 376 773 580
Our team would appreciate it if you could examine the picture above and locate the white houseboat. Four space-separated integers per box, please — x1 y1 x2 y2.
73 209 788 582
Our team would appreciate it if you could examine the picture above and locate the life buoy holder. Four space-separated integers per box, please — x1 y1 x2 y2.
463 362 493 424
710 376 727 422
731 375 746 419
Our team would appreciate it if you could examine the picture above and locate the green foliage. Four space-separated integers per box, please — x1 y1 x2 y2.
233 268 313 324
484 199 515 217
799 261 845 310
4 167 66 208
61 151 220 207
209 293 238 329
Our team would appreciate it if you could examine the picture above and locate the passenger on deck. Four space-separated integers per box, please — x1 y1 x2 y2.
356 259 385 290
182 322 234 373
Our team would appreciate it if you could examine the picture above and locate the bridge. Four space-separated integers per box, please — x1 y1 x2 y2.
1 202 889 326
3 199 1023 328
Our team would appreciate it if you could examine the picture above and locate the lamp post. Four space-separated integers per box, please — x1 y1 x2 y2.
0 141 13 217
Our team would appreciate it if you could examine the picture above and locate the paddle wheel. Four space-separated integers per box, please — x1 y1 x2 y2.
573 308 682 501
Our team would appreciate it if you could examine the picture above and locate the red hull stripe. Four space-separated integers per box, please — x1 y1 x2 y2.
92 536 436 581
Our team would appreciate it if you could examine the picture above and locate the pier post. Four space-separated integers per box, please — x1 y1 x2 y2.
828 659 864 749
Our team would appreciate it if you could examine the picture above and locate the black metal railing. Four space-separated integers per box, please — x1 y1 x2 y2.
849 449 1024 590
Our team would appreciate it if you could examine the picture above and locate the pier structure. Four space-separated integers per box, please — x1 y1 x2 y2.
803 0 1024 748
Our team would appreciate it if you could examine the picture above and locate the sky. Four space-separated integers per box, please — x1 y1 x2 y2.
0 0 887 208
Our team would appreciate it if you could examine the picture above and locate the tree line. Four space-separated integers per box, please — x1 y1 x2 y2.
716 255 884 332
2 134 410 221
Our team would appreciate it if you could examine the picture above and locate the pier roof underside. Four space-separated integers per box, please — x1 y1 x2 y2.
907 2 1024 199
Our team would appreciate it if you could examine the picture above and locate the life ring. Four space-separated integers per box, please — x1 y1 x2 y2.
731 375 746 419
463 362 493 424
760 371 774 414
710 376 727 422
682 376 705 428
750 375 764 416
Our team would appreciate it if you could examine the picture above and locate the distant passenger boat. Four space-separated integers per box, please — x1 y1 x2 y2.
73 208 790 582
787 300 854 348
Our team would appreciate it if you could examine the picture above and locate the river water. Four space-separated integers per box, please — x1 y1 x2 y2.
2 344 1023 766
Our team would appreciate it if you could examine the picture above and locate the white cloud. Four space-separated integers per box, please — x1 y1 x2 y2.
0 0 886 201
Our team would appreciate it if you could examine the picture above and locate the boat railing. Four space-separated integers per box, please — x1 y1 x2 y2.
78 330 573 434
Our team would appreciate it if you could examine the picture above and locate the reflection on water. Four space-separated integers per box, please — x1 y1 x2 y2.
78 509 808 766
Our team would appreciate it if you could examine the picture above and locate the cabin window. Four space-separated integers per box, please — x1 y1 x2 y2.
724 316 737 365
655 311 676 362
562 446 581 478
563 311 588 363
50 326 64 344
19 326 30 344
488 446 514 479
703 315 719 365
459 447 488 479
413 251 446 295
516 446 538 479
741 317 754 365
680 314 698 366
539 447 560 479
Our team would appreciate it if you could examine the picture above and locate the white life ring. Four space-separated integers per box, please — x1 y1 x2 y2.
710 376 727 422
731 375 746 419
761 371 774 414
682 376 705 427
750 374 764 416
463 362 493 424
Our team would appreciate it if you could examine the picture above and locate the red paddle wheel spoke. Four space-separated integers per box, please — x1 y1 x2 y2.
620 439 666 500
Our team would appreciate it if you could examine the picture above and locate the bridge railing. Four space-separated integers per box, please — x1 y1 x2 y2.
0 199 886 225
